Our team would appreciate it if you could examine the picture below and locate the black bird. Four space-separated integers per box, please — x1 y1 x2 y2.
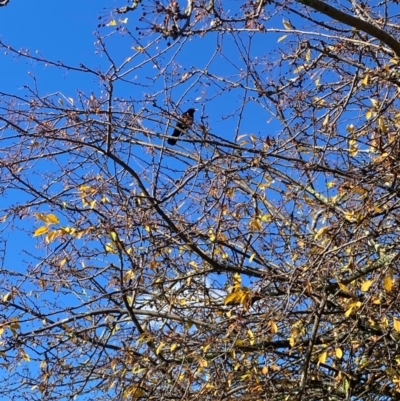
168 108 196 145
0 0 9 6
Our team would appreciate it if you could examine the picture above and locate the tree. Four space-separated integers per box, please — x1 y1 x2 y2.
1 0 400 400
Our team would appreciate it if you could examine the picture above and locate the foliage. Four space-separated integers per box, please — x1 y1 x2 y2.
1 0 400 400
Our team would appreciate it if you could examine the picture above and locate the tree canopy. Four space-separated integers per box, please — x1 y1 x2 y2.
1 0 400 400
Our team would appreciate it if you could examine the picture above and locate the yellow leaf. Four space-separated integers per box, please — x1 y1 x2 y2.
109 231 118 242
224 291 244 305
21 351 30 362
119 18 128 24
209 229 216 242
305 49 311 61
79 185 96 194
226 187 235 198
345 301 361 316
199 358 208 368
262 366 268 374
123 384 145 399
75 229 86 239
294 65 304 74
370 98 379 108
61 226 75 235
336 348 343 359
2 292 12 302
233 273 241 285
277 35 287 42
318 351 327 364
35 213 46 222
249 217 262 231
249 253 255 262
344 210 356 222
365 110 373 120
126 295 134 307
123 270 135 282
361 279 373 292
110 358 118 370
247 329 255 345
344 306 353 317
378 117 388 133
349 139 357 148
394 318 400 332
384 275 393 292
46 214 59 225
314 226 329 240
270 320 278 334
322 114 329 126
349 139 358 156
45 230 58 244
260 214 271 222
105 243 116 253
10 319 20 330
156 342 165 355
33 226 48 237
314 97 326 107
170 343 177 352
107 20 117 27
361 74 369 87
282 19 292 29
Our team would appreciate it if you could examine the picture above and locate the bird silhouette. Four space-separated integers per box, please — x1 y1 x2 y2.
168 108 196 145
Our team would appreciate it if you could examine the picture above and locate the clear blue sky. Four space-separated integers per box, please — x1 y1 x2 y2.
0 0 315 298
0 1 308 399
0 0 282 258
0 1 118 276
1 2 398 400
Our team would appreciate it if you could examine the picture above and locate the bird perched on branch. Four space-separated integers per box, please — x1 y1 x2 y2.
168 108 196 145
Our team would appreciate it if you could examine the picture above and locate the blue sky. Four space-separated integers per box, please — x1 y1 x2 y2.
0 1 360 399
0 0 284 124
0 0 283 256
0 0 339 303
